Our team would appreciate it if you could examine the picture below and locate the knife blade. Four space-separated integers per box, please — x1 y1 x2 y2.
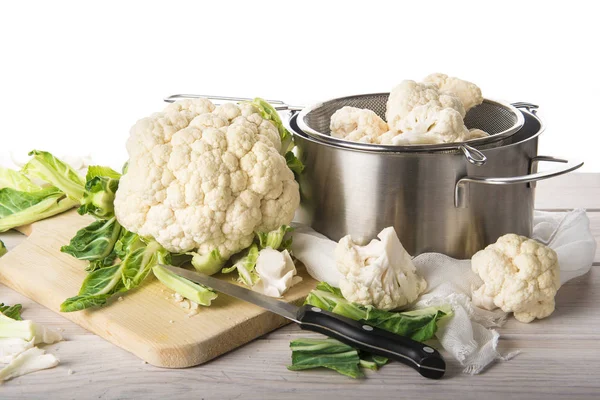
160 265 445 379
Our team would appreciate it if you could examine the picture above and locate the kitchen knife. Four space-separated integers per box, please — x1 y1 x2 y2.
160 265 446 379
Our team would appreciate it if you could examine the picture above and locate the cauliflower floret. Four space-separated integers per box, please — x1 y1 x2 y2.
471 234 560 323
385 80 465 133
330 106 389 144
389 104 489 145
423 73 483 112
114 99 300 259
335 227 427 310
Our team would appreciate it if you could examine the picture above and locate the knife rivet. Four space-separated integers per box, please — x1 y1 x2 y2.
311 307 322 312
423 346 434 353
362 325 374 331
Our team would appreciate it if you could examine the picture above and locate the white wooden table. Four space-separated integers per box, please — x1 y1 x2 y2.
1 173 599 400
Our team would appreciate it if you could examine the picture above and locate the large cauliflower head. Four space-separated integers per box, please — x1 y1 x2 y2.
471 234 560 323
330 106 389 144
335 227 427 310
114 99 300 259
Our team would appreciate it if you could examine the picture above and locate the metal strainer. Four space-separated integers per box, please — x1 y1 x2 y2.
296 93 525 157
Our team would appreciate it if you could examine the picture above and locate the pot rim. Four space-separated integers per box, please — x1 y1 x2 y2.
296 95 525 153
286 109 544 157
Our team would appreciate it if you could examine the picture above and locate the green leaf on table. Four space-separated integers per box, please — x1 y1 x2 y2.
60 294 114 312
0 303 23 320
61 263 125 312
22 150 85 201
60 217 122 264
305 282 450 341
0 167 40 191
288 338 363 378
0 186 78 233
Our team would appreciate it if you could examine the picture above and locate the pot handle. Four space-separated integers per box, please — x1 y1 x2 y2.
163 94 304 111
454 156 584 208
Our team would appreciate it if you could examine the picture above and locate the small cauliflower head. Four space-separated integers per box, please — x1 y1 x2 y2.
330 106 389 144
385 80 465 133
423 73 483 112
114 99 300 259
471 234 560 323
335 227 427 310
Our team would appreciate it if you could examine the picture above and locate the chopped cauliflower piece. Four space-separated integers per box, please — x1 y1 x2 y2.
252 249 302 298
0 338 33 363
471 234 560 323
0 347 59 382
423 73 483 112
335 227 427 310
330 107 389 144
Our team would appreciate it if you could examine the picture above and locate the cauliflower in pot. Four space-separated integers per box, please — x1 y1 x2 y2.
114 99 300 259
330 106 389 144
423 73 484 112
471 233 561 323
327 74 489 146
335 227 427 310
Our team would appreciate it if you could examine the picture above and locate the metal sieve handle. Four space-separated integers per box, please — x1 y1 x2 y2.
512 102 540 115
459 144 487 166
454 156 584 208
163 94 304 111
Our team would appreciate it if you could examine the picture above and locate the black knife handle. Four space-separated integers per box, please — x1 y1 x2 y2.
296 304 445 379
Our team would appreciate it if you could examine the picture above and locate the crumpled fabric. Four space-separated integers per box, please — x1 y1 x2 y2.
291 209 596 374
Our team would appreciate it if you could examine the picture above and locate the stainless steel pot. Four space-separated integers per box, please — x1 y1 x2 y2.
286 106 583 259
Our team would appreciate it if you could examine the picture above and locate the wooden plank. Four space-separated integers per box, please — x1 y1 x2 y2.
0 210 317 369
536 173 600 210
0 298 597 400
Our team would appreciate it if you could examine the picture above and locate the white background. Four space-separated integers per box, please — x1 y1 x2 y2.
0 0 598 171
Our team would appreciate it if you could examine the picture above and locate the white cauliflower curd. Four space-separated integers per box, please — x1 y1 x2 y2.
423 73 484 112
330 106 389 144
114 99 300 259
471 234 561 323
385 80 466 132
335 227 427 310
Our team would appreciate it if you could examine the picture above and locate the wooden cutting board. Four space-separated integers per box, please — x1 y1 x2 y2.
0 210 317 368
